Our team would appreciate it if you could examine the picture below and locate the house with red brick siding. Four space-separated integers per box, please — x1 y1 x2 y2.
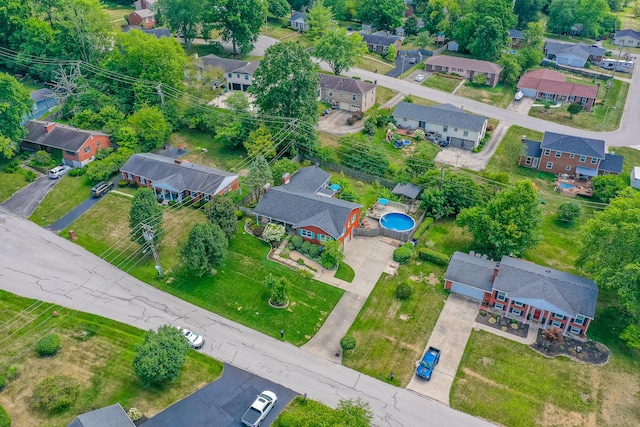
120 153 239 202
253 165 361 245
519 131 623 178
516 69 598 112
424 56 503 87
21 120 111 168
444 252 598 338
128 0 157 28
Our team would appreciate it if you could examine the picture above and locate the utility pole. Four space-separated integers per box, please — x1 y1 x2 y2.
156 84 165 108
142 223 163 277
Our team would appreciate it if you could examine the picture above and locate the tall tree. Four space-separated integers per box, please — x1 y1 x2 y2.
307 0 336 40
498 54 522 86
418 170 484 219
127 106 171 151
245 124 277 159
547 0 578 34
470 0 517 31
246 155 273 202
468 16 508 61
576 0 611 38
53 0 112 63
157 0 205 50
578 188 640 347
225 91 250 111
324 0 348 20
357 0 405 31
414 31 434 49
268 0 292 17
181 222 229 276
132 325 189 386
205 195 238 240
456 180 542 259
314 28 368 75
514 0 546 28
0 73 32 159
423 0 461 36
249 42 319 152
130 187 164 246
212 0 265 55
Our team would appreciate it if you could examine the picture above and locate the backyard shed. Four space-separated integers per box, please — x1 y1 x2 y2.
631 167 640 189
392 183 422 199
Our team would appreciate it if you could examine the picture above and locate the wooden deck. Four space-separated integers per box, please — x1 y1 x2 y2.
554 178 593 197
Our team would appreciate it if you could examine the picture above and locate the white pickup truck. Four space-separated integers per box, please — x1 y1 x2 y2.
241 391 277 427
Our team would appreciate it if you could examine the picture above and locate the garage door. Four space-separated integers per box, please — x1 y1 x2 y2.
449 138 475 150
450 283 486 300
339 101 350 110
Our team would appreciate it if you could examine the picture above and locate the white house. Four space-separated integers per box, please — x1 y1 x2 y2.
392 102 488 150
289 11 308 31
631 167 640 189
614 29 640 47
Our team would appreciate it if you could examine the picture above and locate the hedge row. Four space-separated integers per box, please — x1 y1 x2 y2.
413 217 434 241
418 248 450 266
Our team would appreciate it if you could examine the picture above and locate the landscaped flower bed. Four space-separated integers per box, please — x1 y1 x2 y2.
476 311 529 338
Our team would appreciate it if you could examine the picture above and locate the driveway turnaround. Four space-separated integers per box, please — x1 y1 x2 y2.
407 294 480 405
0 210 494 427
0 174 58 217
142 364 297 427
434 121 509 171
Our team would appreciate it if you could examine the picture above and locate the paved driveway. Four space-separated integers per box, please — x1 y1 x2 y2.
434 122 509 171
506 97 534 115
407 294 479 404
0 174 58 217
142 364 297 427
316 110 363 135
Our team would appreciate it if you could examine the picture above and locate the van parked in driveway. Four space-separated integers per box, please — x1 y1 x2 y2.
48 165 71 179
90 181 114 197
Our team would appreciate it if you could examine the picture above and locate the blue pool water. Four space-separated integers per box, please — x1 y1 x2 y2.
559 182 574 190
380 212 415 232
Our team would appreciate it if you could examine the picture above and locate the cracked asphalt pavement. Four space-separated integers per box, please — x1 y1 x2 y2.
0 209 495 426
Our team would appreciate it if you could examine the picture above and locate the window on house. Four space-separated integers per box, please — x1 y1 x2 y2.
96 141 101 147
299 229 314 238
83 146 91 154
512 301 524 307
245 75 249 80
550 320 563 328
554 314 565 320
591 157 598 164
569 326 582 335
352 94 356 101
443 125 448 132
525 158 532 165
329 91 332 97
236 74 240 78
496 291 507 301
351 214 356 224
566 165 571 171
140 177 146 184
228 73 232 78
569 153 575 159
494 302 505 310
126 172 133 179
543 149 551 156
318 234 332 242
511 308 523 316
463 130 469 137
579 155 587 162
574 315 585 325
555 151 562 158
546 162 553 169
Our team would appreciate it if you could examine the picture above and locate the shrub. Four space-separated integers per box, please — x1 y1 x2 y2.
363 118 377 136
352 111 364 121
0 405 9 427
36 334 61 357
265 274 290 306
4 161 19 173
395 282 413 300
128 407 143 422
412 217 434 240
300 240 312 255
393 246 413 264
542 327 564 343
418 248 450 266
133 326 189 386
6 366 19 381
307 244 320 259
251 225 264 236
346 117 354 125
118 179 128 187
557 201 582 222
234 209 244 219
262 223 286 245
280 247 291 258
290 235 303 249
340 335 356 352
95 147 113 160
31 375 79 412
20 169 36 182
33 150 53 166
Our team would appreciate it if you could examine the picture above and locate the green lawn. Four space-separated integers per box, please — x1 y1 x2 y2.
424 218 474 256
375 86 399 106
529 79 629 131
0 170 30 203
422 74 462 93
30 175 94 226
101 0 134 29
455 82 515 108
62 195 344 346
0 289 223 427
260 17 296 39
334 262 355 282
356 55 394 74
171 129 248 172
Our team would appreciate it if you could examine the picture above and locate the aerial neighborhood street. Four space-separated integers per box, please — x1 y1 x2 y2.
1 0 640 427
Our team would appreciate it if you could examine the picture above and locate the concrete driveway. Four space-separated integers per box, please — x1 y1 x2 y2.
434 122 509 171
407 294 479 405
506 97 534 115
142 364 297 427
0 174 58 217
316 110 363 135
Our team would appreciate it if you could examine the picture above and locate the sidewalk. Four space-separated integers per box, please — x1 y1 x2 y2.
475 321 539 345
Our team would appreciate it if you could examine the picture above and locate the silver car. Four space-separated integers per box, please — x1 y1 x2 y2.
48 165 71 179
177 326 204 349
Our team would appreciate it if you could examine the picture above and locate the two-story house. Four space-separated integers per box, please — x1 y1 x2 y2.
21 121 110 168
253 165 362 245
519 131 624 177
317 74 377 112
128 0 157 28
424 56 503 87
196 54 260 91
392 102 488 150
444 252 598 338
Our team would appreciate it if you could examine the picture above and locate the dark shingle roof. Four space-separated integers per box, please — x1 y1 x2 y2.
493 256 598 318
508 29 524 39
198 54 249 73
615 29 640 40
290 11 305 22
541 132 605 159
67 403 135 427
545 41 606 58
120 153 238 196
361 33 398 47
234 60 260 74
30 88 54 102
253 166 360 239
23 120 107 152
318 74 376 95
392 102 487 132
444 252 497 293
141 28 171 38
599 153 624 173
425 56 503 74
392 183 421 199
524 140 542 158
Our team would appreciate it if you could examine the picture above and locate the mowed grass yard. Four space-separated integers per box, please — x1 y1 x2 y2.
0 289 223 427
0 170 30 203
30 174 94 226
455 82 515 109
171 129 248 172
422 74 463 93
62 194 343 346
529 78 629 131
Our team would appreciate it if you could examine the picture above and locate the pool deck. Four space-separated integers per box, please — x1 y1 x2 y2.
554 177 593 197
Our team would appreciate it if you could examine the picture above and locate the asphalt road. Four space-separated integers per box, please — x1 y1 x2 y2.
0 209 495 427
0 174 59 217
142 364 297 427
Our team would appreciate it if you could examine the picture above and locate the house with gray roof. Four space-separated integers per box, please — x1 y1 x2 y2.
67 403 135 427
544 41 606 67
253 165 361 245
444 252 598 337
614 29 640 47
360 32 403 55
392 102 488 150
120 153 239 202
196 54 260 91
508 29 524 48
519 131 623 177
317 74 377 112
289 11 308 31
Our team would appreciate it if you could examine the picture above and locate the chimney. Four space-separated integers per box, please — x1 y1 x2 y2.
491 263 500 283
282 172 290 185
263 183 271 192
44 122 56 133
174 159 182 165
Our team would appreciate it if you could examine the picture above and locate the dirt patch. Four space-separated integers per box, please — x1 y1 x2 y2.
539 403 597 427
599 370 640 426
461 368 503 389
399 314 412 321
387 300 400 318
426 273 440 285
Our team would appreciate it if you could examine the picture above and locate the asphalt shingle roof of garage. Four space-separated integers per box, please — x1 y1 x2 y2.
599 153 624 173
361 33 399 47
67 403 135 427
445 252 496 292
23 120 108 153
392 102 487 132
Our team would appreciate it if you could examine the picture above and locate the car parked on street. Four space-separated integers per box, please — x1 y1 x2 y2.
48 165 71 179
241 391 277 427
415 74 425 82
90 181 114 197
177 326 204 349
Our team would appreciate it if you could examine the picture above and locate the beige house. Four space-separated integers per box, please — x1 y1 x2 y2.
613 29 640 47
317 74 377 112
425 56 503 87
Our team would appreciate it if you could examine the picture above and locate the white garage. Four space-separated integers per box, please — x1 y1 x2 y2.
450 282 487 301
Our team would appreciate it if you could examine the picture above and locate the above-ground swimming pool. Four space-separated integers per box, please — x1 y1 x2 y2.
559 182 574 190
380 212 415 232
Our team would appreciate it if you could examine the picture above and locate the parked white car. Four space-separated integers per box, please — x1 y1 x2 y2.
241 391 277 427
415 74 425 82
48 165 71 179
177 326 204 349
